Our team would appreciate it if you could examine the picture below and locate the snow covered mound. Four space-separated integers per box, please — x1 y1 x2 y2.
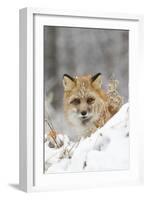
45 103 129 173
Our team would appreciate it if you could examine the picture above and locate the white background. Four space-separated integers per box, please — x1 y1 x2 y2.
0 0 146 199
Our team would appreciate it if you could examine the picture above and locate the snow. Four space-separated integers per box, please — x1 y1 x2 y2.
45 103 129 173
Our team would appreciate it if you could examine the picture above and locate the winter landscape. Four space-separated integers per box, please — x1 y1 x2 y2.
44 26 129 174
44 103 129 173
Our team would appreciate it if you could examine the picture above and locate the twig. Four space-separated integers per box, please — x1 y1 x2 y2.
68 139 80 154
45 119 55 132
45 119 60 148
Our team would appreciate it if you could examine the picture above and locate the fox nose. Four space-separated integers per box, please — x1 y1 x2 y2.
81 111 87 116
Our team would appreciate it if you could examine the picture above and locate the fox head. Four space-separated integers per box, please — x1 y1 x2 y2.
63 73 108 130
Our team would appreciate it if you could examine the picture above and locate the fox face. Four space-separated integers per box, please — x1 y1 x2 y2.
63 73 109 136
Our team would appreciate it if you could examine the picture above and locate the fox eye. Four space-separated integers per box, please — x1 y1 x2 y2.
87 97 95 104
70 98 81 105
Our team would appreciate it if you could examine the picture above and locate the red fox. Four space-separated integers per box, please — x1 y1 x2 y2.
63 73 123 137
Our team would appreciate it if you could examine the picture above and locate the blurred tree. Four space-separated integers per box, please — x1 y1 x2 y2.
44 26 128 110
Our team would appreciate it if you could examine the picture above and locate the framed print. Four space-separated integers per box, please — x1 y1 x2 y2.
19 8 144 192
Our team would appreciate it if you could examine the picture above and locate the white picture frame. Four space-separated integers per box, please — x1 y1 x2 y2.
19 7 144 192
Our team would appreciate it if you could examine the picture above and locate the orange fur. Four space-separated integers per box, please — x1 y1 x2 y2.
63 74 123 137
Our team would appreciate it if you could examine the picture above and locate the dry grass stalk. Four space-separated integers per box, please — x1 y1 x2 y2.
45 119 62 148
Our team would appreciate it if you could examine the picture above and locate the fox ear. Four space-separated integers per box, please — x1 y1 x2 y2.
91 73 102 89
63 74 75 91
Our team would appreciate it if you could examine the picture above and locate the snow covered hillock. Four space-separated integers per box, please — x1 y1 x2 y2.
45 103 129 173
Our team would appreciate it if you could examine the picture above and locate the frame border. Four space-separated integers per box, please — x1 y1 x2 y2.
19 7 144 192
